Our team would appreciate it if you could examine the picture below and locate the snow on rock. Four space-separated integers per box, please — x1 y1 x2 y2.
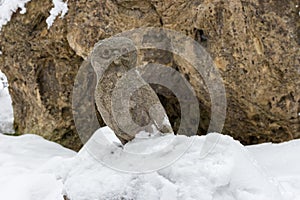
46 0 68 29
0 0 68 31
0 69 9 92
0 0 31 31
0 70 14 133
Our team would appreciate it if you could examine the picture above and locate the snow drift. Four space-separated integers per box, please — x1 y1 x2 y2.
0 127 299 200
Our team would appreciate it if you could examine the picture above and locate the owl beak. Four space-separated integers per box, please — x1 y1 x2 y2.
112 52 122 65
113 59 121 65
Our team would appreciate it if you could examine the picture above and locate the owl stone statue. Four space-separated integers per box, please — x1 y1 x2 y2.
91 37 173 144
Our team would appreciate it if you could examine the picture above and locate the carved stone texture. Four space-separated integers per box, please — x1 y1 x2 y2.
92 37 173 143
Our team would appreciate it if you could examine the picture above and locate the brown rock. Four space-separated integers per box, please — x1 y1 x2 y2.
0 0 84 150
0 0 299 150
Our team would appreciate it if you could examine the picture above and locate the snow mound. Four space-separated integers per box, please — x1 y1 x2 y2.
247 141 300 199
0 127 300 200
0 134 75 200
59 128 287 200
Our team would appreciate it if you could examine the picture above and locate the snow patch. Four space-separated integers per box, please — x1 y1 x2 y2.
0 0 31 31
46 0 68 29
0 70 14 133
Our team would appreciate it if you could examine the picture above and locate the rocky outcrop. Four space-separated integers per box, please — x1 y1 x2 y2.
0 0 84 150
0 0 299 150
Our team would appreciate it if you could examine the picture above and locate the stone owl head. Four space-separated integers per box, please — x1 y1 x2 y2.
91 37 137 81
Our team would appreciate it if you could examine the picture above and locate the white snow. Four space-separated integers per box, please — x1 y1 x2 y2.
61 131 286 200
46 0 68 29
0 0 68 31
0 126 299 200
0 0 31 31
247 141 300 199
0 134 75 200
0 70 14 133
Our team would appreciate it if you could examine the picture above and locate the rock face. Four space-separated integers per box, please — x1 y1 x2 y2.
0 0 83 150
0 0 299 150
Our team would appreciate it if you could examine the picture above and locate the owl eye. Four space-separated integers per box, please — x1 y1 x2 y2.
121 47 129 55
101 48 111 59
